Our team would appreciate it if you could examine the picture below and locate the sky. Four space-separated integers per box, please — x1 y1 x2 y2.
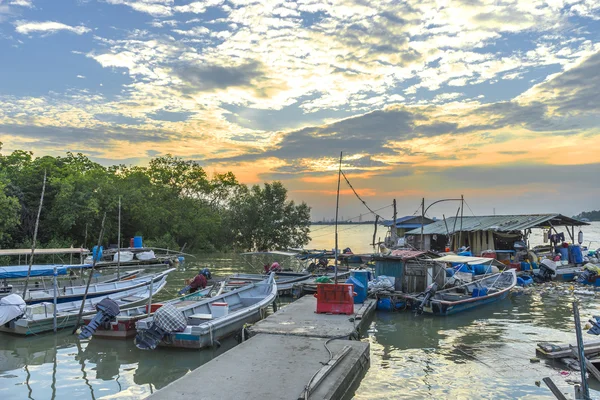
0 0 599 221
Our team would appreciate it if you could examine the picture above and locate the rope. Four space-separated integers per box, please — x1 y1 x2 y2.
340 170 390 221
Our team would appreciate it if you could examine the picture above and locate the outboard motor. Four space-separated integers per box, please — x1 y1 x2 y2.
416 283 438 315
535 259 557 282
78 298 120 339
0 294 26 326
135 303 187 350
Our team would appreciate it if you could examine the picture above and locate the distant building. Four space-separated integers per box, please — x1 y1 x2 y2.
405 214 589 255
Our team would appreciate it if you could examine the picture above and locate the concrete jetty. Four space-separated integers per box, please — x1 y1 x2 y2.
148 296 377 400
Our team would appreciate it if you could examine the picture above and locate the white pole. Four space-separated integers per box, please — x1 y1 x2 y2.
53 267 58 333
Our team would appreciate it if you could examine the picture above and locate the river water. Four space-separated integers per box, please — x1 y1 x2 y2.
1 223 600 399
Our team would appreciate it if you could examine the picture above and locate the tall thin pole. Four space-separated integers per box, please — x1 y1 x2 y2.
334 152 342 284
573 301 590 399
458 195 464 250
146 277 154 318
391 199 397 244
53 267 58 332
452 207 460 251
72 213 106 334
420 198 425 250
117 196 121 280
23 170 47 297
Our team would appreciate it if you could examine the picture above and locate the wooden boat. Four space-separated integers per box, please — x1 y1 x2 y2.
135 274 277 349
0 276 168 336
410 269 516 316
0 269 141 299
21 268 174 304
229 272 313 292
81 282 226 339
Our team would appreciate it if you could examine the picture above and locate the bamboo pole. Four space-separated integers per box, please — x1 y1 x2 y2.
334 152 342 284
72 213 106 334
22 170 47 298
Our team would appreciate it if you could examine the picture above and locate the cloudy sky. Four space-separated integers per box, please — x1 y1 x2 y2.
0 0 599 220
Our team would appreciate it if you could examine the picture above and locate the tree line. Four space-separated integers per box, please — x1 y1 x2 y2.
0 143 311 252
574 210 600 222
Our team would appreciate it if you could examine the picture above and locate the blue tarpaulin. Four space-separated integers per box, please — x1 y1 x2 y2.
0 264 92 279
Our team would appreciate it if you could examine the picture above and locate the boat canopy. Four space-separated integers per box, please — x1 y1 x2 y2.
0 248 90 256
432 255 503 266
0 264 92 279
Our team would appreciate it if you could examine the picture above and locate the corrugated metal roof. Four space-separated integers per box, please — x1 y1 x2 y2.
405 214 589 235
382 216 435 227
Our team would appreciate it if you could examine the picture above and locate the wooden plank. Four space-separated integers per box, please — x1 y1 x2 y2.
542 377 568 400
537 341 600 359
571 347 600 382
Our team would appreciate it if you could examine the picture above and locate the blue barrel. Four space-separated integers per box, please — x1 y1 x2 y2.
571 245 583 264
520 262 531 271
92 246 103 262
351 270 369 290
473 264 491 275
376 298 393 311
558 247 569 261
346 276 366 304
133 236 143 248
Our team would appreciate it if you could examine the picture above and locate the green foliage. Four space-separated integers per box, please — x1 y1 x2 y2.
0 147 311 252
574 210 600 221
227 182 311 251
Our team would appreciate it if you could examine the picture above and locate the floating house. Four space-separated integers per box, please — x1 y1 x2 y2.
404 214 589 256
381 216 435 248
372 250 444 293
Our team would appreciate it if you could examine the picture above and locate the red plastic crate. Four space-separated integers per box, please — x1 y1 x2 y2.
314 283 355 315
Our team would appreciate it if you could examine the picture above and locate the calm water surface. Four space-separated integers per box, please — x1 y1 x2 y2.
1 222 599 399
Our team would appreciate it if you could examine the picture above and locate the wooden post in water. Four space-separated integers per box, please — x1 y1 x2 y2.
22 170 47 298
391 199 397 244
117 196 121 280
573 301 590 399
458 194 464 250
420 198 425 250
334 152 342 284
72 213 106 334
371 215 379 247
53 267 58 332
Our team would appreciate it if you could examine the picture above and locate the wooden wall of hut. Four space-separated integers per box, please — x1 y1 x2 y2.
403 260 445 293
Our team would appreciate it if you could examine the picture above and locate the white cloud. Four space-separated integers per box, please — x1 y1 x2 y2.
10 0 33 7
106 0 173 17
77 75 86 79
14 20 91 35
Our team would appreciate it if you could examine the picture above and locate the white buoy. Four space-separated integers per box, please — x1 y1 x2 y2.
578 230 584 245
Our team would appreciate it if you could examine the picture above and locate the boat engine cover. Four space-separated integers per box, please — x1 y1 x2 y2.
153 303 187 332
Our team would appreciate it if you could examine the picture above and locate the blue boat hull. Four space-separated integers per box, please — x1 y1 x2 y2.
426 290 511 316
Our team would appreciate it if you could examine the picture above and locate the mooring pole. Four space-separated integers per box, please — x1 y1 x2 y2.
146 277 155 318
22 170 47 297
117 196 121 280
458 194 464 250
420 198 425 250
72 213 106 334
334 152 342 285
573 301 590 399
53 267 58 333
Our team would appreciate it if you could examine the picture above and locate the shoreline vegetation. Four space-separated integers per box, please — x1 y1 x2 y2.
0 143 311 253
574 210 600 222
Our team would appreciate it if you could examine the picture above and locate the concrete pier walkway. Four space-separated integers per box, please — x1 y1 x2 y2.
148 296 377 400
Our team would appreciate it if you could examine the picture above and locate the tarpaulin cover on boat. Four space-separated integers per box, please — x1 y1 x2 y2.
433 255 504 266
0 264 92 279
0 294 26 325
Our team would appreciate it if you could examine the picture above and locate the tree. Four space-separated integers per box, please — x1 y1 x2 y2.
0 178 20 245
227 182 311 251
